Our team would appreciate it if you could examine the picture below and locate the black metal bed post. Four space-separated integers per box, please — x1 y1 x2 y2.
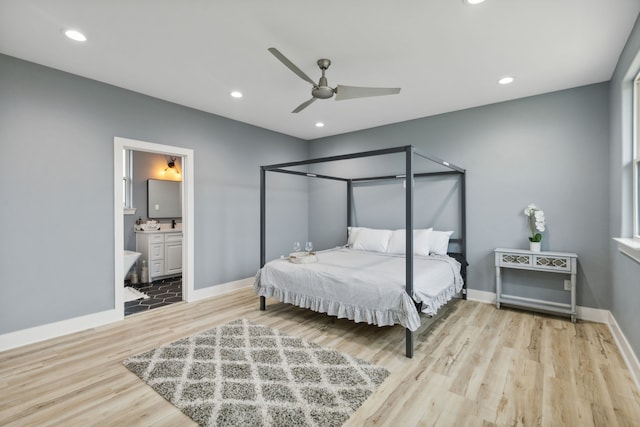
405 146 414 359
260 166 266 310
347 179 353 241
461 172 467 300
347 180 353 226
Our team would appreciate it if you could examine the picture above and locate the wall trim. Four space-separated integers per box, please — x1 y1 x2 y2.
191 277 253 301
608 311 640 392
0 309 120 352
0 278 253 353
466 289 496 304
576 305 610 323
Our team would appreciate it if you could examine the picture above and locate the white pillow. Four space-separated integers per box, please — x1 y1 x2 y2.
352 228 392 253
429 230 454 255
347 227 363 247
387 228 433 256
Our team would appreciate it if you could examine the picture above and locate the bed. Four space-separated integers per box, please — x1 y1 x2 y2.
255 246 464 332
258 145 467 358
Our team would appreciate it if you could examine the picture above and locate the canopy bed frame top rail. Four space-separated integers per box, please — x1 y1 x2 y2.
259 145 466 358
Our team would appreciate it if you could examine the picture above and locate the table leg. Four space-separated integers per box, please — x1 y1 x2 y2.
495 266 502 309
570 273 576 322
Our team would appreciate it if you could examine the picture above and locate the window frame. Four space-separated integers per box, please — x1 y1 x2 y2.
613 73 640 263
634 76 640 240
123 149 134 212
634 143 639 240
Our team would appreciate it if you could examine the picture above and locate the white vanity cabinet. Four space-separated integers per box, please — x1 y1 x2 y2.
164 233 183 276
136 230 183 282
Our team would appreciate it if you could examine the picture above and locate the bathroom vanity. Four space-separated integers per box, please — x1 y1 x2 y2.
135 228 182 282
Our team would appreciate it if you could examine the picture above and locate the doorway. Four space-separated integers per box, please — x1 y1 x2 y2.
113 137 194 320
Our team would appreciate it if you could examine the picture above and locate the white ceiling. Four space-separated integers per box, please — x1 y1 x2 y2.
1 1 639 141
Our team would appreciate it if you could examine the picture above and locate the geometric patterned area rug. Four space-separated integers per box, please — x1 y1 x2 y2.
123 318 390 426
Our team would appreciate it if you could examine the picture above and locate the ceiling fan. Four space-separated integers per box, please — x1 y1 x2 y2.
268 47 401 113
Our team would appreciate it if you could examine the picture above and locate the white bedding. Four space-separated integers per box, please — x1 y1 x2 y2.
254 247 464 331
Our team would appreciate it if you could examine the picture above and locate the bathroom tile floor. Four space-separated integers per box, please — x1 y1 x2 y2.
124 276 182 316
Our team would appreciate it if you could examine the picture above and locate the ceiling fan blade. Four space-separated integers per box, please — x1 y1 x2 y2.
292 97 317 113
334 85 401 101
268 47 316 86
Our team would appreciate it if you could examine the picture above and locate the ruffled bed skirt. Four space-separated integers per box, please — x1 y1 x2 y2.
419 279 463 317
254 271 421 331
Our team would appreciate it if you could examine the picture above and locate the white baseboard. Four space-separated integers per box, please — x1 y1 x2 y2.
466 289 496 304
0 309 120 353
607 311 640 392
190 277 253 301
576 305 610 323
0 277 254 353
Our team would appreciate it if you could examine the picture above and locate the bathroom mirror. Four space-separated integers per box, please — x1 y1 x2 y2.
147 179 182 218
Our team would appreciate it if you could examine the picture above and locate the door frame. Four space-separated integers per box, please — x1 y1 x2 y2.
113 136 194 318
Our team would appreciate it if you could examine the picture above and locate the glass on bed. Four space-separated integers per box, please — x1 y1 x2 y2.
305 241 313 252
293 241 301 252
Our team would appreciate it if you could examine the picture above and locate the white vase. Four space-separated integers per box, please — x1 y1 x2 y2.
529 241 541 252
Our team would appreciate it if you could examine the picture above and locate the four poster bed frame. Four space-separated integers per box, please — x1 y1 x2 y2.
259 145 466 358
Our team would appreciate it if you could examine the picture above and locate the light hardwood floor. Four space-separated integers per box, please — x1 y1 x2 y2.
1 287 639 426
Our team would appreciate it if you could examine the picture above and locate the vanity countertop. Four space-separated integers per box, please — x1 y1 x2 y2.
135 224 182 233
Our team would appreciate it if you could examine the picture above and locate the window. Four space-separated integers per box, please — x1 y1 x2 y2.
123 149 134 213
614 75 640 262
635 146 639 239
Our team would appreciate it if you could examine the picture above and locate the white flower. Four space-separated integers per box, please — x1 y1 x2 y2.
524 204 537 216
524 203 546 241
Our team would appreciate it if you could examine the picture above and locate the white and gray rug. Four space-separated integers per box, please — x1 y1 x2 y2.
123 318 390 426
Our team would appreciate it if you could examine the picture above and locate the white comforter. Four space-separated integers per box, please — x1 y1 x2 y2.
254 248 463 331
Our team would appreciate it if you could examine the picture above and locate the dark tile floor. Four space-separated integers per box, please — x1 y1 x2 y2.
124 276 182 316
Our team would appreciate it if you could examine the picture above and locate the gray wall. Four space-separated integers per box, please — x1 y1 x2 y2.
609 15 640 357
0 54 308 334
308 83 611 310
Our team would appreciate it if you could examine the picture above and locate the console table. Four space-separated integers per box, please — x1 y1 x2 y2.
494 248 578 322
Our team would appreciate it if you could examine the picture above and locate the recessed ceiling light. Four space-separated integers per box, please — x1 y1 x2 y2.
64 29 87 42
464 0 485 5
230 91 243 98
315 122 325 128
498 76 515 85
